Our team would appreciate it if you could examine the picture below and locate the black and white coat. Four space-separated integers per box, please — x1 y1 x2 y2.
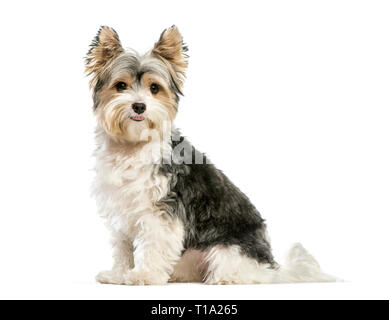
94 128 333 285
88 26 335 285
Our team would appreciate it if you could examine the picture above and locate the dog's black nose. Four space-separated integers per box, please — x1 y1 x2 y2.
132 102 146 114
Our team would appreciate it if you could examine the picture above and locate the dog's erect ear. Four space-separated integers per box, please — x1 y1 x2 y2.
152 26 188 68
152 26 188 88
85 26 124 76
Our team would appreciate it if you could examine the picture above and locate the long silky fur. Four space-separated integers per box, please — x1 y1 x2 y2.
87 26 337 285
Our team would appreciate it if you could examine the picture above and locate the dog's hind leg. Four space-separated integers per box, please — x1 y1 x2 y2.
170 249 204 283
203 244 337 284
203 245 275 285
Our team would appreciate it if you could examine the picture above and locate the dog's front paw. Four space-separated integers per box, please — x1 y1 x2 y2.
96 270 126 285
123 270 169 286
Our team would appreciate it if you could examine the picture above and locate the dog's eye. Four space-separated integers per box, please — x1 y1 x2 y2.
150 83 159 94
115 82 127 91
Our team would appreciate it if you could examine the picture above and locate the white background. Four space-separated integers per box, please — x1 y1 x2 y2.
0 0 388 300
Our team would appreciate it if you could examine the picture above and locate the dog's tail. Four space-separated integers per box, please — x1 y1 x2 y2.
268 243 339 283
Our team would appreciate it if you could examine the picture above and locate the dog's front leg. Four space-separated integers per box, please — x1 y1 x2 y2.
96 234 134 285
124 214 184 285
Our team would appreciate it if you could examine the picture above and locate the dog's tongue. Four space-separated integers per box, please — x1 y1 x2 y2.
132 116 145 121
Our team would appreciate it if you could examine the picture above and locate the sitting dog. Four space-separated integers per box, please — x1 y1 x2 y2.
85 26 335 285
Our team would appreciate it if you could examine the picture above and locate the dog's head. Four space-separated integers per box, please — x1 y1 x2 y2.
85 26 188 142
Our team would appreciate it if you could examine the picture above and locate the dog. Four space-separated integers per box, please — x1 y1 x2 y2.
85 26 336 285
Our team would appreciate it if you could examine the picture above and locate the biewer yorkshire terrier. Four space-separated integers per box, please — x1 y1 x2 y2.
85 26 336 285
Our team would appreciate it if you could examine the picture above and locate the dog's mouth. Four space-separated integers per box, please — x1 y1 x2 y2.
130 115 145 122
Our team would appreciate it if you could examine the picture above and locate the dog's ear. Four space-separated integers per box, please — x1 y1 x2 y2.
152 26 188 88
85 26 123 76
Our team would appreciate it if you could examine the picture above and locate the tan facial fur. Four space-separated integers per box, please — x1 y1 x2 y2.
141 73 177 122
93 72 177 142
86 26 187 143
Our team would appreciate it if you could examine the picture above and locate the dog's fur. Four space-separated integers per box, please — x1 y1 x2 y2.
86 26 336 285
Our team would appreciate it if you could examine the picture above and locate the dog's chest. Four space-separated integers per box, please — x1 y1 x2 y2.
93 144 170 234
